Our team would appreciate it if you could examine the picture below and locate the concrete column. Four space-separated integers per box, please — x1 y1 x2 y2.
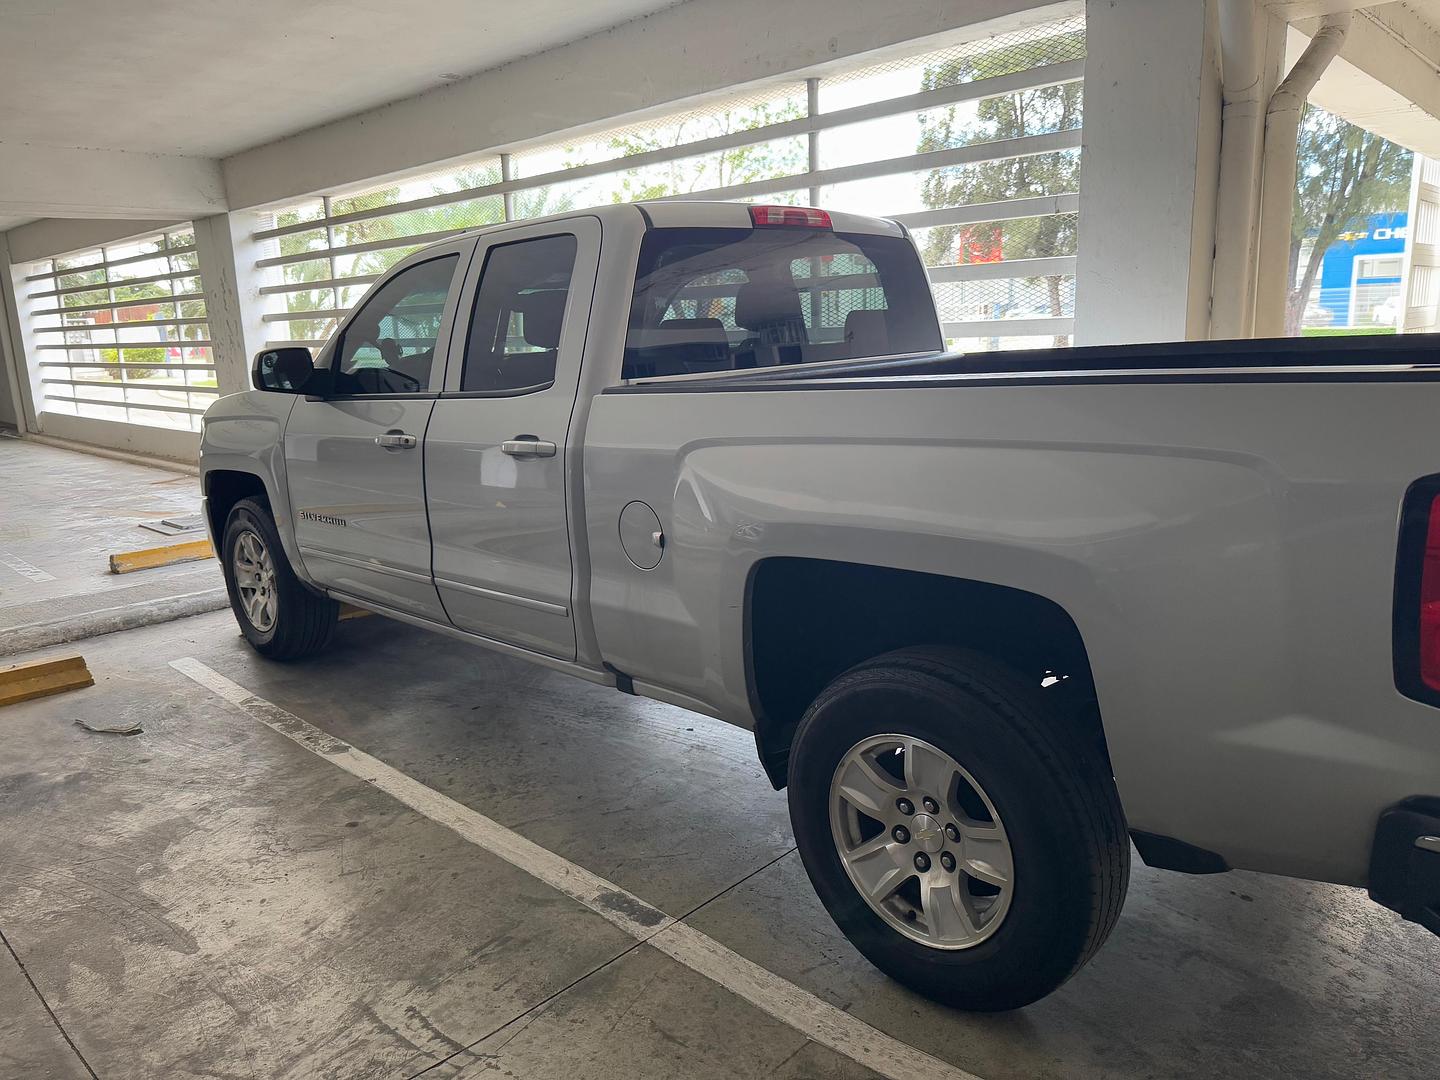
193 212 272 396
1 236 43 433
1074 0 1223 345
0 354 15 429
0 236 27 431
1211 0 1286 339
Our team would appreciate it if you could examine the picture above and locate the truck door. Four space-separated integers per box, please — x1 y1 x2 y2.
283 241 474 620
424 218 600 660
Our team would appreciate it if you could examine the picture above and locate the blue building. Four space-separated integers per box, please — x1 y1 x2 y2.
1309 210 1408 329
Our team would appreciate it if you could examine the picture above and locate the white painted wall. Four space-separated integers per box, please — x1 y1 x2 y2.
0 277 18 429
6 218 185 266
1400 156 1440 334
0 374 14 428
0 236 38 434
193 212 273 396
0 234 21 430
33 412 199 463
1075 0 1223 344
0 143 225 221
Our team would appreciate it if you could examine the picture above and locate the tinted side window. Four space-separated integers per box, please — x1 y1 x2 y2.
335 255 458 395
461 235 578 394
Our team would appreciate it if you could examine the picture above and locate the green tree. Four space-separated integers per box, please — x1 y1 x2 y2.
345 167 508 280
276 168 512 337
66 271 182 381
1288 105 1412 334
272 206 337 343
604 100 806 203
510 183 577 221
285 99 808 340
915 29 1084 346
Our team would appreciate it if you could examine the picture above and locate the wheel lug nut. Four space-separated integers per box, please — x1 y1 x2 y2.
913 852 931 872
940 852 956 872
922 796 939 813
896 798 914 816
892 825 910 844
944 823 960 843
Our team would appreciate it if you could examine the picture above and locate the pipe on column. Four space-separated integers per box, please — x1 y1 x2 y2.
1212 0 1271 339
1253 11 1352 337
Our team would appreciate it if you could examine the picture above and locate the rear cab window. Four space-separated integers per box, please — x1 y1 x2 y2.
624 225 941 380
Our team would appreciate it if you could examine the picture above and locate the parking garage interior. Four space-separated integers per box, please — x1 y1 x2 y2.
4 1 1440 1078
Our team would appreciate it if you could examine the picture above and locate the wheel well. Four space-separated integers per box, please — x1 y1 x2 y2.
747 558 1105 788
204 470 268 541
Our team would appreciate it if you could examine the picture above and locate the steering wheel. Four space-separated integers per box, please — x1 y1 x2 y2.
372 338 422 392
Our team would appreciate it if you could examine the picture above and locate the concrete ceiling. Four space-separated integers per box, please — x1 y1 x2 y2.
1290 1 1440 156
0 0 682 158
1266 0 1440 18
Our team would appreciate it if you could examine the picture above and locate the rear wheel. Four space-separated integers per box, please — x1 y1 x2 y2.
221 498 337 660
787 646 1129 1010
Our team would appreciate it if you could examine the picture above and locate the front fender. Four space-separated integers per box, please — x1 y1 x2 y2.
199 391 306 579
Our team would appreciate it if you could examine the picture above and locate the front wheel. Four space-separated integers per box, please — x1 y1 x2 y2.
787 647 1129 1011
221 498 337 660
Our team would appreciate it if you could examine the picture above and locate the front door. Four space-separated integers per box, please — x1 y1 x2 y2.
285 243 473 620
425 219 600 659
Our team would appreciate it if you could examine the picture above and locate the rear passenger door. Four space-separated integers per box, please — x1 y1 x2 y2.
425 218 600 660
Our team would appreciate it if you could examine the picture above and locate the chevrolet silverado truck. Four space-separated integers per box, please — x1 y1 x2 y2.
199 201 1440 1010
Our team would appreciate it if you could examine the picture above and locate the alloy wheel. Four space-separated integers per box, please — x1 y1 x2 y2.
232 529 278 633
828 733 1014 949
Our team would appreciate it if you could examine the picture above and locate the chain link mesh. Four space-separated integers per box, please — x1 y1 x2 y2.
820 15 1085 107
329 158 503 217
913 214 1079 268
932 275 1075 323
510 84 808 181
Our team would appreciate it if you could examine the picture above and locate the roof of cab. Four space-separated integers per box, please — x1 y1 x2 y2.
635 201 904 237
448 200 905 244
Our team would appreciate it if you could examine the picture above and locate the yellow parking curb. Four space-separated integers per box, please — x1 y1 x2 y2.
339 603 373 621
109 539 214 575
0 654 95 707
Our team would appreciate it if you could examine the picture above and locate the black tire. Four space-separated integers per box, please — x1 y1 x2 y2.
221 498 337 660
787 646 1129 1011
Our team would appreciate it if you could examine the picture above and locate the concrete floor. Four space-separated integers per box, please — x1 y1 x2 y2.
0 438 224 653
2 443 1439 1079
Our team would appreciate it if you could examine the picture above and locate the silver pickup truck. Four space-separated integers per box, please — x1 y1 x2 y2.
200 201 1440 1010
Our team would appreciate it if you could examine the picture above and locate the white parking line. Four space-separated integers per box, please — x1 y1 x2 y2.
0 551 56 583
170 656 981 1080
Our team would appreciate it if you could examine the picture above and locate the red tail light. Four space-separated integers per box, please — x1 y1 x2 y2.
750 205 832 229
1397 480 1440 704
1421 493 1440 691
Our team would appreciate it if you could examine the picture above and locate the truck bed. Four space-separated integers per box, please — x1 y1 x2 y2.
587 345 1440 886
615 331 1440 391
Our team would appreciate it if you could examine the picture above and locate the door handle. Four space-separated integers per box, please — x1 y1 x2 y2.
375 431 418 449
501 436 557 458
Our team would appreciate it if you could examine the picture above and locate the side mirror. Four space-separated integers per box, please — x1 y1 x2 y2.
252 347 323 394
